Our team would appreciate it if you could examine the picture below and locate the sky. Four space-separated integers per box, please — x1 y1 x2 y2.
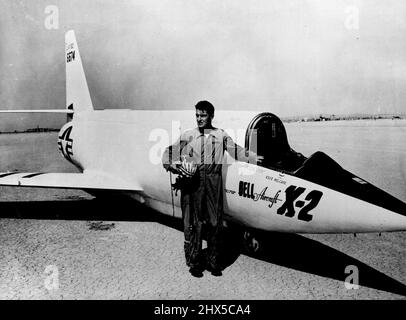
0 0 405 131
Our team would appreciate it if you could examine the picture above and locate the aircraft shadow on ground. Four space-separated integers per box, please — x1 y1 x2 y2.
0 197 405 297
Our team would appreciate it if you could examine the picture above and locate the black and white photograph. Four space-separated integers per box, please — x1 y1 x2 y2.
0 0 405 305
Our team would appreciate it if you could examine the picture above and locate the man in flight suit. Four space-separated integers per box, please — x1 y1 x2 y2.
162 101 258 277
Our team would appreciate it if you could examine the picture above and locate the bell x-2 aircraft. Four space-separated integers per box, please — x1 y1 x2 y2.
0 30 405 239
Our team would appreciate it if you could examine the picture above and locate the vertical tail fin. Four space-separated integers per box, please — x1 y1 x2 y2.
65 30 93 115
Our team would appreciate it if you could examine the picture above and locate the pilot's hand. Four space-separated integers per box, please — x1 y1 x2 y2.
256 155 264 165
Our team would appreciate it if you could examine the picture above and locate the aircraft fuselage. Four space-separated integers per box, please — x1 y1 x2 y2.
58 109 406 233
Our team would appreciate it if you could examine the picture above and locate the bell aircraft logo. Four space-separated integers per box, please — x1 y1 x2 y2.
238 181 282 208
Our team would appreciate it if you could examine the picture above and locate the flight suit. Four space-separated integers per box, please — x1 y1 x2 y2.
162 127 257 271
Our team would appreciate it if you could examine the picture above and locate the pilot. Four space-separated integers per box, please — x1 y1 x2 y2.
162 101 259 277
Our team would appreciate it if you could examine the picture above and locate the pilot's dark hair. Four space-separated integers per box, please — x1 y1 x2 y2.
195 100 215 116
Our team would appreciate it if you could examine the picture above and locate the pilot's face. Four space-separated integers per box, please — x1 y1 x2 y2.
196 109 213 130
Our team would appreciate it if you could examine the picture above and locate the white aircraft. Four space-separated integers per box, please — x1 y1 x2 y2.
1 30 405 238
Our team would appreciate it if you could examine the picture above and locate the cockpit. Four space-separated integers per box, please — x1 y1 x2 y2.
245 112 306 173
244 112 348 187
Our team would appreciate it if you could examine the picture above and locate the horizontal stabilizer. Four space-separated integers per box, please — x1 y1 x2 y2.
0 109 74 114
0 171 141 191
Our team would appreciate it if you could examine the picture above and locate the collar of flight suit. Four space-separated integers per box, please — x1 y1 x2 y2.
194 127 222 140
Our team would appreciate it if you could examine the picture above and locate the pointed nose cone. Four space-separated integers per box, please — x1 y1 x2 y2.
336 195 406 233
319 169 406 233
342 182 406 232
309 187 406 233
357 185 406 232
372 207 406 232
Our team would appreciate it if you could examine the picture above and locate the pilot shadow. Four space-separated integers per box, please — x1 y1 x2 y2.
0 196 405 297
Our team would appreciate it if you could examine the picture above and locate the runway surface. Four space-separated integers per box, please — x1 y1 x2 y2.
0 121 405 300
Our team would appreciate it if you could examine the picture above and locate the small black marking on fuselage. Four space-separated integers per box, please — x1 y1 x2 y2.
0 172 20 178
67 50 75 63
22 173 45 178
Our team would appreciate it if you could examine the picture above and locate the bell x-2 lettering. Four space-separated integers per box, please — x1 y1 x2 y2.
239 180 323 222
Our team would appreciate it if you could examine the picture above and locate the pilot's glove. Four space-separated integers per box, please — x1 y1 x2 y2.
256 155 264 165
